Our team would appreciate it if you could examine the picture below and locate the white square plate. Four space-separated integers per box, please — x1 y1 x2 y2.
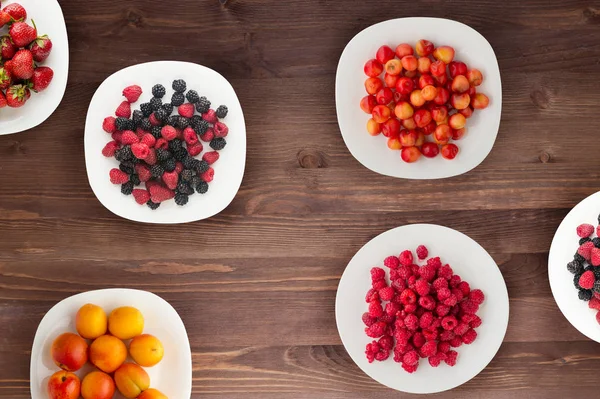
84 61 246 223
0 0 69 135
335 224 509 393
335 18 502 179
30 288 192 399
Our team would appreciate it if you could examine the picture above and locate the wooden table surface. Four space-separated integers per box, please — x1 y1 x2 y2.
2 0 600 397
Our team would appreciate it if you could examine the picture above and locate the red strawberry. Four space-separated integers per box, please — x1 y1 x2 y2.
3 59 14 75
592 248 600 267
30 66 53 92
3 3 27 21
213 122 229 138
109 168 129 184
140 133 156 148
131 143 150 159
29 35 52 62
202 109 218 123
143 148 157 165
183 127 198 145
5 84 29 107
135 164 152 182
0 36 16 60
132 189 150 205
149 185 175 203
200 128 214 142
121 130 139 145
9 21 36 47
102 141 119 157
162 171 178 190
0 67 11 91
122 85 142 103
102 116 116 133
201 168 214 183
161 126 177 141
11 49 34 80
155 138 168 150
187 141 202 156
202 151 219 165
115 101 131 118
0 91 7 108
0 11 11 27
178 103 194 118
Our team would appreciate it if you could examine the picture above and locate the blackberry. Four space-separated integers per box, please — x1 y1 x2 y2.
121 181 134 195
574 253 586 264
196 180 209 194
594 280 600 294
186 90 200 104
162 158 176 172
594 269 600 281
155 108 169 123
168 139 183 152
580 237 591 245
173 148 188 161
190 175 201 189
574 273 583 289
132 110 143 125
130 174 141 186
152 84 166 98
180 169 194 182
140 118 152 131
161 103 174 115
579 289 592 301
168 115 179 127
216 105 228 119
593 238 600 248
174 192 189 206
190 115 203 127
193 120 209 135
140 102 153 117
171 92 185 107
177 182 194 195
194 160 209 174
210 137 226 151
150 97 162 111
156 148 172 162
119 161 135 175
567 260 584 274
147 200 160 210
150 164 165 178
115 117 133 131
183 156 199 170
585 264 595 273
175 116 190 129
115 145 133 161
172 79 187 93
151 126 162 139
195 96 210 113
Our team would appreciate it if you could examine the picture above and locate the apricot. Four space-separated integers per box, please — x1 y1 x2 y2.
76 303 108 339
47 370 80 399
51 333 88 372
129 334 164 367
90 335 127 373
108 306 144 340
138 388 168 399
114 363 150 398
81 371 115 399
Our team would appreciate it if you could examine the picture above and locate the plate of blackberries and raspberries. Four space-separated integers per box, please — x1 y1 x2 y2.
549 191 600 342
84 61 246 223
335 224 509 393
0 0 69 135
335 18 501 179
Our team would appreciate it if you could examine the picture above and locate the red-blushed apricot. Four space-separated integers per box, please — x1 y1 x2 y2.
402 117 417 130
451 75 470 93
421 85 437 102
376 87 394 105
376 45 396 64
399 130 418 147
431 105 448 123
401 146 421 163
430 60 446 77
360 96 377 114
366 118 381 136
381 118 401 138
452 127 466 140
47 371 80 399
434 124 452 145
365 77 383 95
364 59 383 77
401 55 418 71
384 59 402 76
395 77 414 96
449 113 467 130
433 46 455 64
372 104 391 123
395 43 414 58
467 69 483 86
421 142 440 158
394 101 414 120
459 106 474 118
384 73 399 88
51 333 88 372
441 143 459 160
410 90 425 107
471 93 489 109
416 39 434 57
417 57 431 74
448 61 467 78
387 136 402 150
451 93 471 110
413 109 432 128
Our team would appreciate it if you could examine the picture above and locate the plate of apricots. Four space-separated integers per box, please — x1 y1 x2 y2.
30 288 191 399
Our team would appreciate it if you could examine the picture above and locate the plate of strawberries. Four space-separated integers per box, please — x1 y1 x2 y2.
549 191 600 343
0 0 68 135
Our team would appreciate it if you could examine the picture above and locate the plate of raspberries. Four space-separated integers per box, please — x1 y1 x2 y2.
84 61 246 223
549 191 600 342
335 224 509 393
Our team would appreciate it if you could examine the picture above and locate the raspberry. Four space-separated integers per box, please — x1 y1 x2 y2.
597 311 600 325
178 103 195 118
415 279 430 296
403 350 419 366
578 241 595 260
436 304 450 317
183 127 198 145
378 314 394 324
450 304 460 316
449 337 463 347
469 289 485 304
427 257 442 269
370 267 386 282
365 288 379 302
400 289 417 305
420 340 437 357
443 295 458 307
379 287 394 301
397 265 413 280
428 355 441 367
595 291 600 300
115 101 131 118
458 281 470 296
155 138 168 150
213 121 229 138
394 328 412 346
410 264 420 276
111 131 123 143
422 328 438 341
368 300 384 318
592 248 600 267
449 274 461 287
416 245 428 260
120 130 139 145
419 312 433 329
140 133 156 148
401 363 418 373
132 189 150 205
389 269 399 280
432 277 448 291
418 265 436 282
399 250 413 266
438 341 450 353
385 302 400 317
469 315 482 328
430 317 441 329
162 171 179 190
391 278 406 292
149 113 161 126
438 264 453 280
123 85 142 103
102 141 119 157
439 330 455 341
161 125 177 141
407 275 417 289
131 142 149 159
200 128 214 142
579 271 595 290
375 349 390 361
202 109 218 123
437 287 451 300
441 315 458 330
365 321 387 338
362 312 376 327
149 184 175 203
187 142 203 157
372 279 386 290
411 332 425 349
103 116 116 133
418 295 436 310
404 314 418 331
451 288 464 302
460 300 479 314
462 328 477 344
404 303 417 314
198 152 218 167
577 223 595 238
109 168 129 184
384 255 400 269
445 350 458 366
135 164 151 182
378 335 394 350
453 322 470 336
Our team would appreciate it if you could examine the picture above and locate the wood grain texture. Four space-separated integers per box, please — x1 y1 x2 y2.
2 0 600 397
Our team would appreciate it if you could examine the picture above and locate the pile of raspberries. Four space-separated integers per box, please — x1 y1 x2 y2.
101 79 229 209
568 221 600 325
363 245 484 373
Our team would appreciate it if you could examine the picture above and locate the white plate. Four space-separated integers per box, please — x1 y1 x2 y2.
0 0 69 135
335 224 509 394
30 288 192 399
84 61 246 224
549 191 600 342
335 18 502 179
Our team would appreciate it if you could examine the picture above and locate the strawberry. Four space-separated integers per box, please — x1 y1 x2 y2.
132 189 150 205
9 21 36 47
102 116 116 133
201 168 214 183
183 127 198 145
161 126 177 141
131 142 149 159
0 67 11 91
202 151 219 165
5 84 29 107
29 35 52 62
30 66 53 92
135 164 152 182
0 11 11 28
140 133 156 148
592 247 600 267
122 85 142 103
162 171 179 190
149 185 175 203
0 91 7 108
187 141 203 156
109 168 129 184
11 49 34 80
3 59 13 75
115 101 131 118
101 141 119 157
178 103 194 118
0 36 16 60
213 121 229 138
3 3 27 21
121 130 139 145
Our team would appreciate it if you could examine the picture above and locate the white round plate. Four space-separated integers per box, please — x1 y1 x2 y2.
84 61 246 224
30 288 192 399
0 0 69 135
335 18 502 179
335 224 509 394
549 191 600 342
